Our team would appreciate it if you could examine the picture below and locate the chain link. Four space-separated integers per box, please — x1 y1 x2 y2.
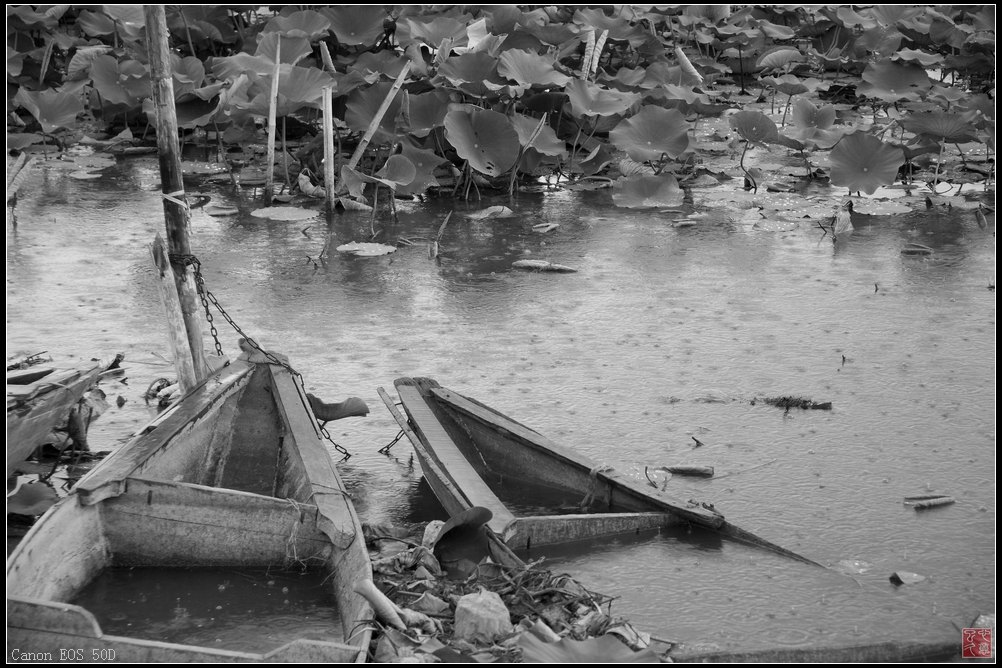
169 253 352 461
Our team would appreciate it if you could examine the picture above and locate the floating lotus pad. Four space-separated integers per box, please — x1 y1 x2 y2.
250 206 320 221
336 242 397 256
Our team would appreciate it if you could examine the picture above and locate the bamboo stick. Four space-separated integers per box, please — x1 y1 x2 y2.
143 5 207 389
341 61 412 185
264 40 281 203
322 86 337 215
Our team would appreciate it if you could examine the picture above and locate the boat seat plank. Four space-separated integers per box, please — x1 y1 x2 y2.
395 384 516 535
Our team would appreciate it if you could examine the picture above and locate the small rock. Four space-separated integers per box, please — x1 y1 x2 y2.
453 588 513 644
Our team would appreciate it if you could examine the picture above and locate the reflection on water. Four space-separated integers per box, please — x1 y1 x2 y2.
6 155 995 652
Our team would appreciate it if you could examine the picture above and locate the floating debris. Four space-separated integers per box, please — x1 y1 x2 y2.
250 206 320 221
889 571 926 586
901 243 934 256
512 259 578 273
755 396 833 410
662 465 714 478
904 494 955 510
336 242 397 257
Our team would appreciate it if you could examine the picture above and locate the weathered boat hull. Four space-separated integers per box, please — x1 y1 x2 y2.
388 377 819 565
7 361 373 662
7 362 105 477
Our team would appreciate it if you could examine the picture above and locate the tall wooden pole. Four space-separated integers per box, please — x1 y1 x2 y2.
264 41 281 203
144 4 207 391
322 86 337 215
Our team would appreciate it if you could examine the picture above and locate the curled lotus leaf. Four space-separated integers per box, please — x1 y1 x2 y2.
497 49 571 87
396 145 447 196
829 133 904 196
13 88 84 133
564 79 641 118
610 106 691 162
612 172 685 209
375 154 417 189
322 6 386 46
444 107 520 177
510 113 567 157
729 110 781 146
898 111 979 144
792 98 835 130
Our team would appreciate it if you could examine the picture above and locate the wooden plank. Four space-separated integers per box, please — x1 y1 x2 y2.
395 381 516 538
429 385 725 527
377 386 421 447
508 512 675 550
74 362 253 504
150 234 198 392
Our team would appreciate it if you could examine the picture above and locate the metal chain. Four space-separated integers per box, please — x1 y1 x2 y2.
168 253 352 461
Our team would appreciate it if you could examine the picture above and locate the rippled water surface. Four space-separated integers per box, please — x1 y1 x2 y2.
7 155 995 654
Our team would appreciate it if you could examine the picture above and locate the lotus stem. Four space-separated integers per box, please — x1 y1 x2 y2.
781 93 793 127
739 141 755 191
932 142 945 189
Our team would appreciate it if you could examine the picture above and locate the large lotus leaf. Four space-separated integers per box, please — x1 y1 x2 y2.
898 111 979 144
855 26 904 58
573 7 648 45
263 10 331 40
565 79 641 118
515 22 580 46
792 98 835 131
404 89 450 137
510 113 567 157
835 6 877 29
444 107 520 177
757 20 796 40
13 88 84 133
345 81 402 140
396 144 446 195
497 49 570 87
90 55 149 106
892 47 943 68
146 96 216 130
241 65 336 117
255 32 313 66
323 6 387 46
436 52 499 86
176 6 237 44
729 110 781 146
400 16 468 49
830 133 904 195
858 59 931 101
610 106 690 162
7 5 65 30
171 55 205 101
76 9 116 36
612 172 684 208
756 46 804 71
353 51 410 79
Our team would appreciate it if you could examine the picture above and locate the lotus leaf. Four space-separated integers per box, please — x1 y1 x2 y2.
89 55 149 107
323 6 386 46
498 49 571 87
255 32 313 66
241 65 335 117
510 113 567 157
612 172 685 208
401 16 468 50
353 50 410 79
855 26 904 58
263 10 331 40
610 106 691 162
7 133 43 149
565 79 641 118
756 47 804 71
436 52 502 96
346 81 403 141
858 59 931 101
396 144 447 195
14 88 84 133
444 107 520 177
7 5 65 30
375 155 417 189
898 112 979 144
729 110 781 147
402 90 450 137
830 133 904 195
75 9 117 36
892 48 943 67
572 7 647 45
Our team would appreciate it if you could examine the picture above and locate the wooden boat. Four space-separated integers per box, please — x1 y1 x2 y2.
6 359 106 477
382 377 821 566
7 358 374 662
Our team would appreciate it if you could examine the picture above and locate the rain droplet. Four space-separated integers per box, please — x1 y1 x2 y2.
863 167 868 172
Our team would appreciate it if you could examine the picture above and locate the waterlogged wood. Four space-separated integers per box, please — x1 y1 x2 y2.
508 512 674 549
664 465 715 478
910 496 956 510
512 259 578 273
150 234 197 393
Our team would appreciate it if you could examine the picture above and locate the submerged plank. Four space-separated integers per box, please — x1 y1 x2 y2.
508 512 675 550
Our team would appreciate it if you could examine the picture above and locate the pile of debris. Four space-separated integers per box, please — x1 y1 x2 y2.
357 508 663 663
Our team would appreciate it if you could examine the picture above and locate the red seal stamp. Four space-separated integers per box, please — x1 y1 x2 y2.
962 627 993 659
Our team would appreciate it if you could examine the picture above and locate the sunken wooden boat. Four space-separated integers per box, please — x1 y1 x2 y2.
6 359 106 477
383 377 820 566
7 359 373 662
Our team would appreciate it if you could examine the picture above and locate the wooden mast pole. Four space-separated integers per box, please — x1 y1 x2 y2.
144 4 207 392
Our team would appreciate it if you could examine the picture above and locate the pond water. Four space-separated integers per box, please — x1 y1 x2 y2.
6 154 995 655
